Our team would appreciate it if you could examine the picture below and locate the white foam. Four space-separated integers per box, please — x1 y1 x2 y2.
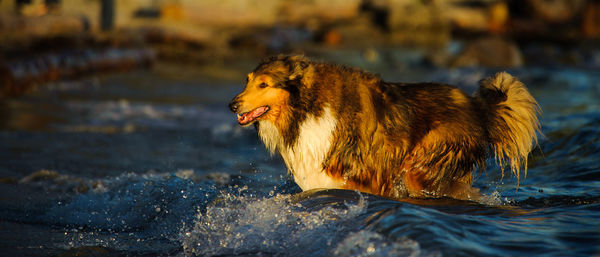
182 193 368 256
332 230 426 257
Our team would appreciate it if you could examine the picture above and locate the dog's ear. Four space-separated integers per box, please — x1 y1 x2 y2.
286 56 309 81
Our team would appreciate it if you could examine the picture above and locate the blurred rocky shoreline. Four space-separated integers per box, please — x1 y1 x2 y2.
1 0 599 97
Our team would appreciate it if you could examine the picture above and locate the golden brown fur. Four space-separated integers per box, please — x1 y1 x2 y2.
229 55 541 200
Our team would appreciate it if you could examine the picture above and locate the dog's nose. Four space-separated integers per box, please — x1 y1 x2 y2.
229 99 240 113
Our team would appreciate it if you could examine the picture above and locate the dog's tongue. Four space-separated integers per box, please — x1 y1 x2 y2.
237 106 269 125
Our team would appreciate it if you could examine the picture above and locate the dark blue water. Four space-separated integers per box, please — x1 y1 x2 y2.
1 64 599 256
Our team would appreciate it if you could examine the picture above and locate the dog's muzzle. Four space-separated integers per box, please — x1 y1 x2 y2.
229 98 241 113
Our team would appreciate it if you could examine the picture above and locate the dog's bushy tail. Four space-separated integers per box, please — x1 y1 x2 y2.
476 72 541 182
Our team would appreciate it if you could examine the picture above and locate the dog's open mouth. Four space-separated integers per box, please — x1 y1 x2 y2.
237 106 269 125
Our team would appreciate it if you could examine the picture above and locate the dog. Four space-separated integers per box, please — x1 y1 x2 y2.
229 55 541 200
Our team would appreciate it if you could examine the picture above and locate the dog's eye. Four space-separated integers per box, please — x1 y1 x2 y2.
259 83 268 88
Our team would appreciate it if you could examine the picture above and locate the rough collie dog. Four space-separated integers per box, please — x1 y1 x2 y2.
229 55 541 200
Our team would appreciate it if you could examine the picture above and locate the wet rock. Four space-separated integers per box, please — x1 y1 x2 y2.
19 169 60 183
57 246 120 257
450 36 523 68
227 26 314 54
446 0 509 33
582 1 600 39
1 47 155 98
75 180 90 194
0 64 17 97
526 0 586 24
0 177 18 184
0 14 87 38
387 0 450 46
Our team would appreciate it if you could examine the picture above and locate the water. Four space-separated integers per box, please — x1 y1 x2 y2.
1 63 599 256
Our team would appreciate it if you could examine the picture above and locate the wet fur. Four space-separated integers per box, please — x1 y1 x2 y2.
230 55 541 200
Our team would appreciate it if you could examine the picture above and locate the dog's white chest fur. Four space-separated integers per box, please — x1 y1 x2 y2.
258 107 344 190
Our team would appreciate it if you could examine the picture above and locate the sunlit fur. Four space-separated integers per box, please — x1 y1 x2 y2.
229 55 541 200
258 108 343 190
477 73 542 182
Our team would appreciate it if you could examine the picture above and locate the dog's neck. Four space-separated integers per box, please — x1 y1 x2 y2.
257 107 343 190
256 120 281 155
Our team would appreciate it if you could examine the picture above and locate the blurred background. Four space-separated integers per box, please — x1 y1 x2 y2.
1 1 600 256
1 0 600 96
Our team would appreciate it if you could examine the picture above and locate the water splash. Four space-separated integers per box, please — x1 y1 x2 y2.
332 231 431 257
182 193 367 256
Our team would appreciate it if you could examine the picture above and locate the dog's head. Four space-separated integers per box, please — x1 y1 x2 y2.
229 55 310 126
